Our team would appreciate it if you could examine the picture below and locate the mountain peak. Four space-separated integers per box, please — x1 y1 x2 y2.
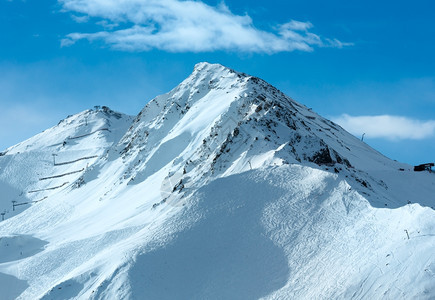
119 63 407 208
190 62 247 83
5 106 133 155
193 61 230 72
1 62 434 299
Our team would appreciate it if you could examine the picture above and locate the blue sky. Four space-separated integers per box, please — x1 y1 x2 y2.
1 0 434 165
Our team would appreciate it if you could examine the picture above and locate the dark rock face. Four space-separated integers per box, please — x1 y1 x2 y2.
309 147 334 166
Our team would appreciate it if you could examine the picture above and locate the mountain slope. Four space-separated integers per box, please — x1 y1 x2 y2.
0 106 133 220
0 63 434 299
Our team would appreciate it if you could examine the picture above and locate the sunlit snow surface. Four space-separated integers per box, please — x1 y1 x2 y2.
0 63 434 299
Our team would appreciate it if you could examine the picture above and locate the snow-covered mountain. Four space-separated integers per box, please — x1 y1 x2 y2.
0 63 434 299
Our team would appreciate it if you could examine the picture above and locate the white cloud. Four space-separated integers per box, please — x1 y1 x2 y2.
332 114 435 140
59 0 350 53
71 14 90 23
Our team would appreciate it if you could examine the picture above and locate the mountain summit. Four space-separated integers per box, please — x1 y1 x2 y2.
0 63 434 299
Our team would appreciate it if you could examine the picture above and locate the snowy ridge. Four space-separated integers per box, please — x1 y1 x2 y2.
0 106 134 219
0 63 434 299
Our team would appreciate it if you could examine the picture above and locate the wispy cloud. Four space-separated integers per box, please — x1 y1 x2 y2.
70 14 89 23
332 114 435 140
59 0 351 53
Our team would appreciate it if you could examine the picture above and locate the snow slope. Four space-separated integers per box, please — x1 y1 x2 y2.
0 106 134 219
0 63 434 299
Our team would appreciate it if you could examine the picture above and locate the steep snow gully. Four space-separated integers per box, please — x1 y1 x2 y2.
0 63 434 299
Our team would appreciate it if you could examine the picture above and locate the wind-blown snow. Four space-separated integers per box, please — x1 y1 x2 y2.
0 63 434 299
